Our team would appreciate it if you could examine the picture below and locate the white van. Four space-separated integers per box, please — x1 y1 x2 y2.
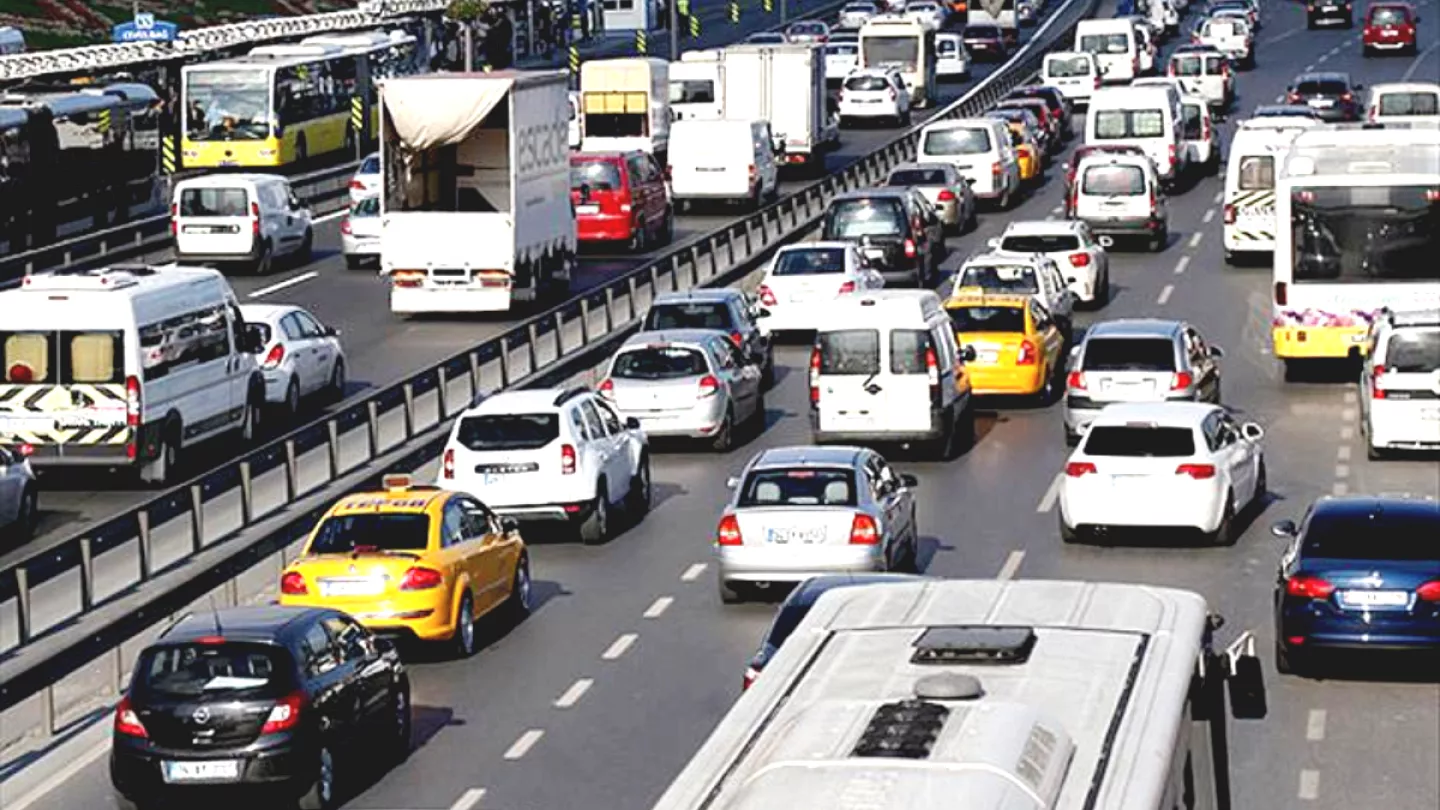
916 118 1021 209
810 290 976 458
1221 120 1308 264
1167 46 1233 110
1086 86 1187 183
1042 51 1102 106
0 265 265 484
1074 19 1141 84
1072 152 1169 252
172 174 314 275
1366 82 1440 126
667 119 780 212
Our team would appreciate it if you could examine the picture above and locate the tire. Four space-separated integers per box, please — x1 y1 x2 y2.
1065 426 1080 446
1059 511 1081 544
253 241 273 275
344 255 364 270
659 206 675 244
626 456 652 517
1224 250 1236 266
296 229 314 265
956 401 976 452
1274 639 1305 676
326 359 346 402
389 684 412 763
711 408 735 453
239 395 259 444
295 135 309 164
1149 227 1168 253
505 554 533 621
1252 459 1267 508
891 532 920 573
761 349 776 389
579 485 609 545
628 219 647 254
296 743 338 810
748 390 768 439
1209 493 1237 547
282 378 300 420
997 182 1013 211
1367 441 1386 461
1096 271 1111 306
12 486 37 540
1037 365 1058 405
1363 46 1373 58
929 410 957 461
718 577 744 604
451 592 476 657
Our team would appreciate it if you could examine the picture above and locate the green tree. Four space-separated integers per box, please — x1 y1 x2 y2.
446 0 489 21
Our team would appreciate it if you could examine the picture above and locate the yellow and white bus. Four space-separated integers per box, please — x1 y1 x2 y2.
1273 124 1440 380
181 30 419 169
859 16 937 108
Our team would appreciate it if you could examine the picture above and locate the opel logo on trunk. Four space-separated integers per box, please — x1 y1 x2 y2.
192 706 211 724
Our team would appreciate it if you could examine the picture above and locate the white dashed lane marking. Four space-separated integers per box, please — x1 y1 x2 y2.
1306 709 1328 741
1188 232 1203 249
643 596 674 618
1202 208 1216 224
504 729 544 760
1336 445 1351 462
1333 482 1349 496
1036 473 1063 513
681 563 707 581
452 788 487 810
997 550 1025 581
554 678 594 709
1174 256 1190 275
1157 284 1174 306
1299 769 1321 800
602 633 638 660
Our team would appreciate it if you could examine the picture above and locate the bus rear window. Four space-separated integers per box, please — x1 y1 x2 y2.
1292 186 1440 283
1 331 123 384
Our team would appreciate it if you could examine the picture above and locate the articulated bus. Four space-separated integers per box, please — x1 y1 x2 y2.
181 30 419 169
859 16 937 108
1272 124 1440 380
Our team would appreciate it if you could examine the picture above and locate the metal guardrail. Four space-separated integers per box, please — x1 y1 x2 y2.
0 0 1094 743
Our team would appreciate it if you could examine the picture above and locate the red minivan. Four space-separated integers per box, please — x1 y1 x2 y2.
1362 2 1419 56
570 151 674 252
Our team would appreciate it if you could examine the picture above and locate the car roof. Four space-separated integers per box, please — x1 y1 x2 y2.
470 388 573 414
177 173 278 188
162 605 326 644
964 251 1046 266
753 445 868 469
622 329 727 348
1002 219 1083 235
891 161 955 173
1088 401 1218 426
652 288 744 305
1370 81 1440 93
1086 318 1184 338
1174 43 1224 53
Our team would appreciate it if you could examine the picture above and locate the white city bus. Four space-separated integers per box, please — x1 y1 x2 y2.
859 16 938 108
1272 124 1440 380
652 578 1266 810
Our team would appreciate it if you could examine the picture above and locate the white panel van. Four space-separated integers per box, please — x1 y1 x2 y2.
1074 19 1141 84
916 118 1021 208
667 119 780 211
172 174 314 275
1086 86 1187 183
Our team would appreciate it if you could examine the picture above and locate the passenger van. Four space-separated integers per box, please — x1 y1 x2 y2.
1366 81 1440 125
172 174 315 275
1072 151 1169 252
652 578 1267 810
1167 45 1234 110
667 119 780 212
809 290 976 459
1074 18 1141 84
1221 119 1311 264
0 265 265 485
916 118 1021 209
1041 51 1101 106
1086 85 1187 184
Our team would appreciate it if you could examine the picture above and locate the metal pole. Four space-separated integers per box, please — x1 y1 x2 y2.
463 24 475 71
669 0 680 58
781 0 788 24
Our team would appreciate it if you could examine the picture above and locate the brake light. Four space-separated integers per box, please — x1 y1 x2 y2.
1224 204 1236 225
664 164 672 182
1171 371 1194 390
340 217 352 235
349 179 365 191
250 201 261 236
743 667 760 689
888 87 897 101
1286 574 1336 600
809 345 822 404
748 164 757 185
170 203 178 235
1067 370 1086 390
1201 116 1211 141
936 189 957 202
758 284 777 306
848 513 880 545
561 443 577 474
904 238 917 258
1166 143 1177 169
598 378 615 398
716 514 743 546
1094 74 1102 90
125 375 141 428
114 696 148 738
1274 281 1288 307
924 345 940 401
1416 580 1440 601
991 161 1003 180
442 448 455 479
280 570 307 595
1167 62 1176 76
398 566 444 590
261 692 304 735
1069 252 1090 267
261 343 285 370
1065 461 1096 476
1371 364 1386 399
729 331 744 348
1016 339 1038 366
838 280 856 294
1340 93 1353 103
1175 463 1216 479
698 374 721 398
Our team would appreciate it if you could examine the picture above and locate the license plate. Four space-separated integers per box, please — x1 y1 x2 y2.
1338 590 1408 608
975 351 999 364
318 577 384 597
765 526 827 544
575 204 600 214
163 760 240 782
183 225 222 234
1310 99 1334 107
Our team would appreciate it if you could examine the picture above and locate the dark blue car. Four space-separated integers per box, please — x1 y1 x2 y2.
1271 496 1440 675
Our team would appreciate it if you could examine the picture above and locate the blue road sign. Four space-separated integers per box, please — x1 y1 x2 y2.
113 13 179 43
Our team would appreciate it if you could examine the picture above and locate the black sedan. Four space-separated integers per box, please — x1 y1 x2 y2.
1284 71 1365 122
961 23 1009 61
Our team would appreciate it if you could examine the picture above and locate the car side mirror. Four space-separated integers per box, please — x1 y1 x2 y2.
962 344 977 362
986 237 1001 248
1240 422 1264 442
900 473 919 488
1068 345 1082 364
1270 519 1298 539
1209 345 1224 358
1223 632 1267 720
1061 162 1071 173
624 416 642 430
500 516 521 533
725 476 741 489
243 323 266 354
323 324 340 337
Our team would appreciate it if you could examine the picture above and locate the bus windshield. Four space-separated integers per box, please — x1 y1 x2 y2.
862 36 919 71
185 69 271 141
1291 185 1440 283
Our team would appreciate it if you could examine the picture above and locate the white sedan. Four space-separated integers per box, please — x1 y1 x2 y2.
838 0 879 28
989 219 1110 307
239 304 347 417
839 69 911 126
902 0 946 30
755 242 883 335
348 153 380 203
1059 402 1267 546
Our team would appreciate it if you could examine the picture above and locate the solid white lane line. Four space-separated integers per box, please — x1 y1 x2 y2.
554 678 594 709
1202 208 1216 224
1157 284 1174 306
5 739 111 810
643 596 674 619
1174 256 1190 275
1036 473 1063 513
1298 769 1320 800
1306 709 1327 741
1335 464 1350 479
602 633 638 660
681 563 707 582
1336 445 1351 462
1051 205 1065 215
1187 232 1203 249
1333 482 1349 496
247 270 318 299
452 788 487 810
504 729 544 760
997 550 1025 581
314 207 349 224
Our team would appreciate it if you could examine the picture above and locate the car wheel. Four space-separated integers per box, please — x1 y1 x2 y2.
282 378 300 419
1367 441 1387 461
1224 250 1237 266
327 359 346 402
1274 638 1305 675
253 241 273 275
660 206 675 244
627 456 652 517
628 219 647 253
344 255 364 270
1037 366 1058 405
296 743 338 810
748 390 767 438
1059 511 1081 544
451 592 476 657
1252 459 1267 508
580 485 609 545
297 228 314 264
762 349 776 389
718 577 744 604
711 408 735 453
390 685 412 762
997 183 1013 211
239 396 259 443
1209 492 1237 547
506 554 533 620
14 486 37 539
139 426 179 486
1149 227 1168 252
929 411 957 461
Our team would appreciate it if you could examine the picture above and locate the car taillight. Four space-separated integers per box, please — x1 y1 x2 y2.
280 570 307 595
1171 371 1194 390
1287 92 1301 103
261 343 284 369
904 238 917 258
748 164 757 185
1065 461 1096 476
698 374 720 398
261 692 304 735
442 448 455 479
1340 93 1353 103
1368 106 1378 121
1223 203 1236 225
1167 63 1176 76
759 284 777 306
250 200 261 236
743 666 760 689
1069 252 1090 267
1286 574 1336 599
729 331 744 348
561 443 577 474
598 378 615 398
1371 364 1386 399
340 217 352 235
1094 74 1102 90
716 514 743 546
888 88 897 101
924 345 940 401
848 513 880 545
125 375 141 428
991 161 1003 180
399 566 444 590
170 203 178 235
1175 463 1216 479
809 345 822 404
1166 144 1177 168
838 280 856 294
349 179 365 191
1274 281 1288 307
114 696 148 738
1016 339 1038 366
664 164 672 181
1066 370 1086 390
1416 580 1440 601
936 189 957 202
1202 117 1211 141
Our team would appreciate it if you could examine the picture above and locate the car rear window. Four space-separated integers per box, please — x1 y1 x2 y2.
1047 55 1093 77
1173 55 1203 76
309 512 432 553
791 21 826 32
964 24 1000 37
645 302 734 331
570 159 624 192
844 74 890 91
1296 79 1349 95
739 467 858 507
889 329 930 374
1082 164 1146 195
922 126 991 156
888 167 950 186
456 413 560 451
819 329 880 375
1093 109 1165 139
359 155 380 174
1237 155 1275 191
773 247 848 275
948 306 1027 333
612 346 709 379
670 79 716 104
1079 33 1129 54
134 642 294 699
826 43 859 56
1000 233 1082 252
1385 329 1440 372
1083 425 1197 457
1379 92 1439 116
958 263 1040 294
936 38 959 54
1368 6 1410 24
179 187 249 217
1205 55 1226 73
1205 20 1241 35
1301 508 1440 560
1082 337 1177 370
824 198 907 239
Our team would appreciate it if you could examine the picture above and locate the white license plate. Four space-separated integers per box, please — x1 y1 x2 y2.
1338 590 1409 608
318 578 384 597
765 526 826 544
163 760 240 782
575 204 600 215
183 225 223 234
1310 99 1334 107
863 248 885 258
976 351 999 364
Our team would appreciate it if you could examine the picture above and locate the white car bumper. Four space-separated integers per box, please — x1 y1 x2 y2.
1060 477 1226 532
391 285 514 314
840 100 902 119
1368 400 1440 451
611 397 729 439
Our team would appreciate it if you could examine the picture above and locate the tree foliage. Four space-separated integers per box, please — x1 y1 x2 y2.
446 0 489 21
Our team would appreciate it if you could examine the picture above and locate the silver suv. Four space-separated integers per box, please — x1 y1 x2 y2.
644 289 774 388
1062 319 1224 444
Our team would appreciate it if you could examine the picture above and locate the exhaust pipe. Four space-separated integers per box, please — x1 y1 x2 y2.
1098 235 1115 248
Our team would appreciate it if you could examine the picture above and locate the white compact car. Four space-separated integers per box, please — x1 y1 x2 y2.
825 41 861 84
349 153 380 202
989 220 1111 307
903 0 946 30
839 0 880 28
756 242 883 335
0 445 37 540
341 196 381 269
239 304 347 417
934 33 972 79
838 69 912 126
1041 51 1101 105
1059 402 1267 546
438 387 650 544
1359 309 1440 459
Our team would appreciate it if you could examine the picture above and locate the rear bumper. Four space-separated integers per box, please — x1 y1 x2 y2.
1272 325 1368 359
577 214 635 243
111 736 313 801
1079 215 1165 237
811 404 952 444
614 399 728 438
281 592 456 641
391 285 515 314
1364 37 1413 49
968 366 1046 396
716 544 886 582
342 232 379 256
1060 480 1224 532
1278 607 1440 652
1367 403 1440 449
175 248 264 265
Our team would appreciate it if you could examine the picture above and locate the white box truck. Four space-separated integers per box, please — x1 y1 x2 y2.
579 57 670 161
379 71 574 315
720 42 839 173
669 49 725 121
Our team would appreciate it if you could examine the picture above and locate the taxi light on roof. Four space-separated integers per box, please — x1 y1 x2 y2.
382 474 412 491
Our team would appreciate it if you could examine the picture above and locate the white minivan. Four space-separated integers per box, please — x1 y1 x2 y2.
1086 86 1187 184
172 174 314 274
1042 51 1102 106
667 119 780 212
1072 152 1169 252
1365 82 1440 126
916 118 1022 209
809 290 977 459
1074 18 1141 84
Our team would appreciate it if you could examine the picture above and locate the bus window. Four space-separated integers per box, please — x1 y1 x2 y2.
863 36 920 71
185 70 269 140
1292 185 1440 283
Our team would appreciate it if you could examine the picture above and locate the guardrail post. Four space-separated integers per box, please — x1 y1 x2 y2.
526 324 541 374
79 537 95 611
743 220 754 256
436 367 449 419
239 461 254 525
726 230 737 266
579 298 592 345
709 237 722 276
189 485 205 553
468 351 482 405
625 277 639 323
402 382 416 439
325 422 340 480
137 511 152 580
366 402 381 457
112 647 125 694
553 311 566 357
283 440 298 502
649 264 663 295
499 337 513 387
38 685 54 738
604 287 617 332
15 567 32 645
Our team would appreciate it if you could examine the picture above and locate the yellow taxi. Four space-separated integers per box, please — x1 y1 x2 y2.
987 113 1042 182
279 474 530 657
944 293 1065 400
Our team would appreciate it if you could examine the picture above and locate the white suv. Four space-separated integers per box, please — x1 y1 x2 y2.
1359 310 1440 460
437 387 651 544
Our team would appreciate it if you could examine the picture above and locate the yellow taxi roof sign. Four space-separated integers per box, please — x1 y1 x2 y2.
382 473 411 491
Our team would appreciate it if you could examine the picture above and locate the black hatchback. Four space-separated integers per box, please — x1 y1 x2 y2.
1284 71 1365 121
821 189 940 287
111 606 411 810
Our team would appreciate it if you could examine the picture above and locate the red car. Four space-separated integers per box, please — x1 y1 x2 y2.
1063 144 1147 215
1362 2 1419 56
570 151 674 252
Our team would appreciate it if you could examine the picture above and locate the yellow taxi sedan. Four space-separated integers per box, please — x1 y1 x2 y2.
279 474 530 657
945 293 1066 400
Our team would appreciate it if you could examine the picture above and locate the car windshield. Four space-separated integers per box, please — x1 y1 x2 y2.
1205 20 1242 36
1205 55 1226 72
824 199 907 238
1385 329 1440 372
1093 109 1166 138
819 329 880 374
958 263 1039 294
922 126 990 156
739 467 858 507
309 512 432 553
888 167 950 186
1083 425 1197 456
1048 55 1093 77
1079 33 1130 54
179 187 249 217
948 306 1027 333
773 247 848 275
612 346 708 379
1082 164 1146 195
1082 337 1177 370
790 22 826 33
456 413 560 451
1292 185 1440 283
570 160 623 192
645 302 733 330
844 74 891 91
351 197 380 217
1379 92 1439 116
135 643 292 699
1369 6 1409 24
1302 507 1440 561
1000 233 1081 252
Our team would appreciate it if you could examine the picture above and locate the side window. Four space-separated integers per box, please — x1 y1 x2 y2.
568 406 592 442
300 622 336 676
1031 301 1052 331
1202 413 1222 452
322 616 373 663
1186 329 1208 364
711 339 737 370
441 500 466 547
580 400 607 438
596 399 624 434
0 448 11 466
228 302 246 354
280 313 304 341
459 497 497 538
294 312 325 338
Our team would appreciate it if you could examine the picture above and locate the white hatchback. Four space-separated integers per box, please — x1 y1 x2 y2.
239 304 346 417
1359 310 1440 458
838 69 911 126
903 0 946 30
756 242 883 335
1059 402 1267 546
989 220 1110 307
839 0 880 28
1042 51 1101 105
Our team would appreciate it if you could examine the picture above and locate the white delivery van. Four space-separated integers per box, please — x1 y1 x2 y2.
669 49 725 121
1221 120 1309 264
579 57 670 161
1072 152 1169 252
1168 46 1233 110
667 119 780 211
1366 81 1440 125
810 290 976 459
1042 51 1102 106
0 265 265 484
172 174 314 274
1074 18 1141 84
916 118 1021 209
1086 86 1187 184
